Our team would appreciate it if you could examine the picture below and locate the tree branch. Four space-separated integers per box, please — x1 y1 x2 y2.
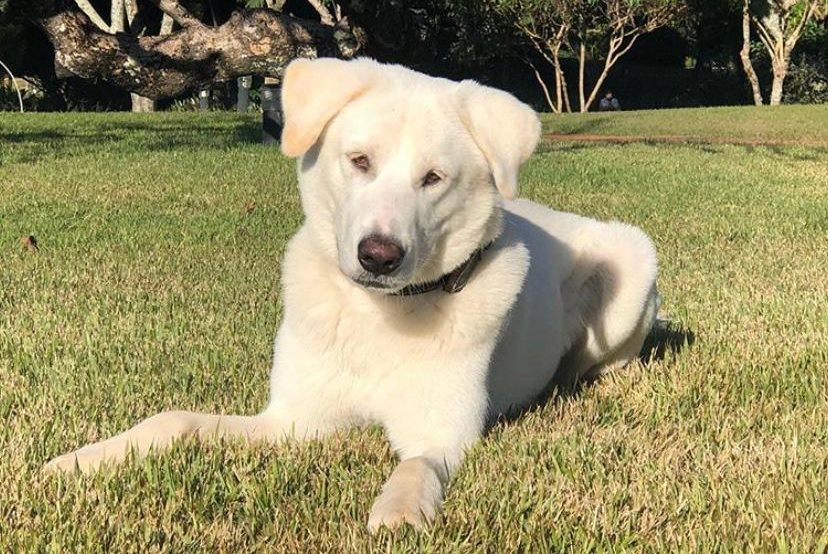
160 13 174 35
785 1 816 51
527 60 556 113
41 9 363 99
751 15 779 58
306 0 335 25
143 0 204 28
607 31 642 68
124 0 138 28
111 0 125 33
73 0 110 32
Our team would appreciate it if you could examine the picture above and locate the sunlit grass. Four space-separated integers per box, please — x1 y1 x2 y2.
1 107 826 551
542 104 828 144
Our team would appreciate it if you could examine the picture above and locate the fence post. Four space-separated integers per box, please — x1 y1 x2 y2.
260 83 283 145
198 87 209 111
237 76 252 113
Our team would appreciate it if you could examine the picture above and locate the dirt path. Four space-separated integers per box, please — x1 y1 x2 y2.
542 133 827 148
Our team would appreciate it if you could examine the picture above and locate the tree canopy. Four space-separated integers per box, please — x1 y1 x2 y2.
1 0 826 110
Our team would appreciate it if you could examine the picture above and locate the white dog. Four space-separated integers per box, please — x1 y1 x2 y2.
46 58 660 532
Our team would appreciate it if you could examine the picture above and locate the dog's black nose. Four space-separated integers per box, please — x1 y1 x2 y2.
358 236 405 276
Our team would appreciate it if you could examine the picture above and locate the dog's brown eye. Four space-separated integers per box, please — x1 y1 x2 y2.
422 170 442 187
350 154 370 172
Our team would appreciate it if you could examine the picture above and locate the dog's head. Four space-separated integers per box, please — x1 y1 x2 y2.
280 58 540 293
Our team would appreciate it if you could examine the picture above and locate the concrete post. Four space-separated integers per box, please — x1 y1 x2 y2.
260 84 283 145
237 76 252 113
198 87 209 111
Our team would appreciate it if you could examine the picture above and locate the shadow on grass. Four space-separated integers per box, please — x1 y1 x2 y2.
544 116 611 136
488 319 694 431
535 142 596 155
751 143 827 162
639 318 695 365
0 117 263 165
537 137 827 160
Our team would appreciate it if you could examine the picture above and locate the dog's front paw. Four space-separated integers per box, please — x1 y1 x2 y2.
368 487 438 533
367 459 444 533
43 444 108 475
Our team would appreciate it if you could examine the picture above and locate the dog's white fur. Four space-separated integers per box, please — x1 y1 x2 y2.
45 58 660 532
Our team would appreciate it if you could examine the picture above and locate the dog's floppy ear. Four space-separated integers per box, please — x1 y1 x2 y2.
280 58 372 157
456 81 541 199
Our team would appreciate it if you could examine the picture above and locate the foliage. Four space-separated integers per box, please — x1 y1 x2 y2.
783 53 828 103
0 0 56 75
3 0 827 110
414 0 513 67
782 18 828 103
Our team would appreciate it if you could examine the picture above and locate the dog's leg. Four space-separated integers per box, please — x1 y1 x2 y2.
367 372 487 533
43 410 297 474
367 453 452 533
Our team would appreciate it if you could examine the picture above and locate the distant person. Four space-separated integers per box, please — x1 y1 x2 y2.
599 91 621 111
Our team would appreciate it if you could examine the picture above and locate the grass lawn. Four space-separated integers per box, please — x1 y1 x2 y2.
541 104 828 144
1 106 827 552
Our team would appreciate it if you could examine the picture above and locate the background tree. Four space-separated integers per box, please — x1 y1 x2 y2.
4 0 826 111
497 0 686 112
781 14 828 103
683 0 741 72
740 0 827 105
68 0 175 111
496 0 574 113
571 0 686 112
40 0 363 102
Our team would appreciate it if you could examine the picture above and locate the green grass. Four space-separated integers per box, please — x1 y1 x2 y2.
1 107 827 552
541 104 828 144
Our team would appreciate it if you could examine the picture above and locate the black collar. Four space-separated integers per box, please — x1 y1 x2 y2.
393 243 492 297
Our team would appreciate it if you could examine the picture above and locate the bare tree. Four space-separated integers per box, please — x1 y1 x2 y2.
500 0 574 113
740 0 765 105
740 0 826 105
499 0 684 113
571 0 684 112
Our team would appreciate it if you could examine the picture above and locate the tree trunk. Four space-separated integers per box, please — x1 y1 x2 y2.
112 0 151 113
129 14 173 112
41 10 362 100
578 40 586 112
582 39 618 113
581 31 642 113
553 67 562 113
561 72 572 113
769 61 787 105
550 43 566 113
739 0 764 106
110 0 125 34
